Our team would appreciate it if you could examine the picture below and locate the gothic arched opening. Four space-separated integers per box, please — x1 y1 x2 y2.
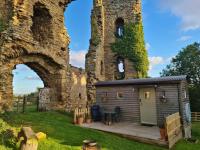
115 18 124 38
12 64 44 112
116 56 125 80
31 2 53 46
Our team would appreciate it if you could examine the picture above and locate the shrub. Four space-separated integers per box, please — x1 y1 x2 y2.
0 119 19 149
189 85 200 112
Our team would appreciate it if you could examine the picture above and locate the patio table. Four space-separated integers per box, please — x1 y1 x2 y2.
103 111 116 125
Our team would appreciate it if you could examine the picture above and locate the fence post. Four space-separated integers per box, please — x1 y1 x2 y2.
36 96 39 112
16 98 19 112
22 96 26 113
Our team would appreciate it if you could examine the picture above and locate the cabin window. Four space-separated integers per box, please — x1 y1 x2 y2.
115 18 124 37
144 92 150 99
117 57 125 79
117 92 123 99
101 92 107 102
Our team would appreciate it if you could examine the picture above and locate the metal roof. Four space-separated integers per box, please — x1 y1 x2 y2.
95 75 187 86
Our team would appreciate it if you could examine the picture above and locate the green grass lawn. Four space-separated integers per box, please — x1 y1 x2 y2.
1 110 200 150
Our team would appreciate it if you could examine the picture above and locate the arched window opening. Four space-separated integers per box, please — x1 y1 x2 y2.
79 93 82 100
31 2 53 46
117 57 125 80
100 61 104 75
115 18 124 37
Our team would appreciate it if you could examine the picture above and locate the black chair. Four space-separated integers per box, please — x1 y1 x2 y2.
99 107 105 122
113 106 121 122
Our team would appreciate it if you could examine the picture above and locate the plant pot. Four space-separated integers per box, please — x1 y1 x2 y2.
77 117 84 125
160 128 166 140
86 118 92 124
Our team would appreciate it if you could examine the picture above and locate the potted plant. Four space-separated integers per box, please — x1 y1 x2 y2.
77 114 84 125
85 113 92 124
159 124 167 141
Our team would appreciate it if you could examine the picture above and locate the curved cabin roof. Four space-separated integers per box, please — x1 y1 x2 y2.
95 75 187 86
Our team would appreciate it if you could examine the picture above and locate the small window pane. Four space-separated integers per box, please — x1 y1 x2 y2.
144 92 150 99
117 92 123 99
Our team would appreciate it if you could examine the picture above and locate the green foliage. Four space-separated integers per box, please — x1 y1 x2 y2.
161 42 200 111
111 22 149 77
189 85 200 112
91 13 101 46
0 118 19 149
161 42 200 84
0 19 6 32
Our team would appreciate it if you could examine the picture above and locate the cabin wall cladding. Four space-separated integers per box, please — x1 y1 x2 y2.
156 84 180 126
96 86 140 122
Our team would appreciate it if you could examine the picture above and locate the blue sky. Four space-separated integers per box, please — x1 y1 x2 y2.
13 0 200 95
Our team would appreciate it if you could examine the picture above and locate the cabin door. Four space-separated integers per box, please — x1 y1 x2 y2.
139 88 157 125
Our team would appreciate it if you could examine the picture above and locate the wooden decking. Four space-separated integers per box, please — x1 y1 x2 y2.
81 122 168 147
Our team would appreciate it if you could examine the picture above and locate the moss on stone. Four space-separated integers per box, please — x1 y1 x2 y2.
91 13 100 46
0 19 6 32
111 22 149 78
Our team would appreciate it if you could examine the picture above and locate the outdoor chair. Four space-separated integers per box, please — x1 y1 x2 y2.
112 106 121 122
100 107 106 123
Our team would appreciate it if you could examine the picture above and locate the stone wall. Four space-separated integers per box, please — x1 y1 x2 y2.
68 65 87 110
0 0 72 110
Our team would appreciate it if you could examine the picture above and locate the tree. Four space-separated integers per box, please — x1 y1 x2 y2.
161 42 200 85
161 42 200 111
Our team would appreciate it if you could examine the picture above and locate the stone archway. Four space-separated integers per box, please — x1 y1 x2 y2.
0 0 72 110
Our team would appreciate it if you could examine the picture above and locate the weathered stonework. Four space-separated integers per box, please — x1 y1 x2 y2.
0 0 144 111
68 66 87 110
86 0 144 103
0 0 72 110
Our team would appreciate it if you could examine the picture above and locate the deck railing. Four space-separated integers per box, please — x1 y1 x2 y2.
191 112 200 122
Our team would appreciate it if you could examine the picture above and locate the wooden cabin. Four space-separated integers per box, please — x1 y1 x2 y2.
95 75 191 138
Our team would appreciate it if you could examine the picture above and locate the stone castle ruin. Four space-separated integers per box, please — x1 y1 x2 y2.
0 0 146 111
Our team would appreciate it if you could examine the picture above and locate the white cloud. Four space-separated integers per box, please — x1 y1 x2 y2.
160 0 200 31
16 64 30 71
149 56 165 70
177 35 192 42
25 76 41 81
146 42 151 50
70 50 87 68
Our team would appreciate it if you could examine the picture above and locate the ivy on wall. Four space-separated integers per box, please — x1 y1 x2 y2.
0 19 6 32
111 22 149 78
90 13 101 46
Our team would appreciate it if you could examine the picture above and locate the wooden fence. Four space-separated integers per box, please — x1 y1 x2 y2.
74 107 90 123
165 112 182 149
191 112 200 122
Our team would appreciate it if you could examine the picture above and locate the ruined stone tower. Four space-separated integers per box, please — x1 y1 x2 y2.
86 0 148 102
